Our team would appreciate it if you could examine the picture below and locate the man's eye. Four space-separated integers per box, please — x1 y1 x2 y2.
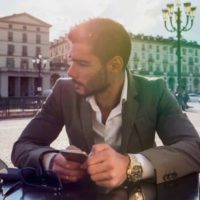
78 62 87 67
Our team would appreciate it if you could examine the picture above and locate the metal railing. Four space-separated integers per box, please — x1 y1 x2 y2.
0 97 46 118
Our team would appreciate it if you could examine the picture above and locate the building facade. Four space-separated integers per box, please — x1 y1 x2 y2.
129 34 200 93
49 35 70 87
0 13 51 97
50 33 200 93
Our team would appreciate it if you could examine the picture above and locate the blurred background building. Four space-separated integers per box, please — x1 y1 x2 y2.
0 13 199 98
49 35 70 88
0 13 51 97
129 34 200 93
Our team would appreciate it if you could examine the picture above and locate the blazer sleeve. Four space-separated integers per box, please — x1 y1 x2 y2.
141 79 200 184
11 79 65 170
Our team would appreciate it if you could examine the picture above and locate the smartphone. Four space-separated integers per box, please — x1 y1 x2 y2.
59 149 87 163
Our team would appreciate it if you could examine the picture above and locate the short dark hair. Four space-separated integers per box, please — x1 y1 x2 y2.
68 18 131 68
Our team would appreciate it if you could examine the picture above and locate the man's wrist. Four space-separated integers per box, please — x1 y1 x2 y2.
49 154 57 170
42 153 57 170
126 154 143 182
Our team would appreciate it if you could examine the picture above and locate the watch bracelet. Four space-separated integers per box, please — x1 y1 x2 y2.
126 154 143 182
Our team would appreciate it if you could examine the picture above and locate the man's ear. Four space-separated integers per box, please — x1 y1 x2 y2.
107 56 124 72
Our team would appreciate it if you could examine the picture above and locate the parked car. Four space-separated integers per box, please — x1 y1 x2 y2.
188 93 200 102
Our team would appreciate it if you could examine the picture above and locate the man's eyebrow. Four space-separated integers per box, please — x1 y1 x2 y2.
68 57 90 64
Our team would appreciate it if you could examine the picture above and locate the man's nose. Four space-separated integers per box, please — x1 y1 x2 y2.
67 65 76 79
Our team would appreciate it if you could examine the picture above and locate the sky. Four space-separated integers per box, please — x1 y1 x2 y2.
0 0 199 43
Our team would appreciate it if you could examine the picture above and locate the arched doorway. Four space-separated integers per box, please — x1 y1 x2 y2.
180 77 187 90
193 78 199 93
168 77 175 92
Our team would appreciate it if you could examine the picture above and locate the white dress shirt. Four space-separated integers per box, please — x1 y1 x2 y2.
86 71 154 180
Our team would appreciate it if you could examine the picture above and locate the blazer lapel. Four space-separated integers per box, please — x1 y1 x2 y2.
120 72 139 153
80 98 94 151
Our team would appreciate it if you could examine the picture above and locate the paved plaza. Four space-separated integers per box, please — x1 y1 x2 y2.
0 102 200 167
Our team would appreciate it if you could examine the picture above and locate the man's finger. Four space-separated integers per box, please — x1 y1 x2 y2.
90 144 110 154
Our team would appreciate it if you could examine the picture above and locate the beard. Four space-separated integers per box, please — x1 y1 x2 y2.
72 68 110 97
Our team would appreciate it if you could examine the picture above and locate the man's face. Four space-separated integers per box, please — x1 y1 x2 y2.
67 42 111 97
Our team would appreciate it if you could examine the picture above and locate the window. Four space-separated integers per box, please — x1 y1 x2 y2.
189 66 193 73
163 63 167 72
8 32 13 41
141 44 145 51
169 65 174 73
36 34 41 44
6 58 15 68
170 47 173 54
22 33 27 43
148 53 154 62
21 59 29 69
23 25 27 30
142 53 145 59
8 24 13 29
156 46 159 52
163 46 167 51
7 44 15 55
35 46 41 56
188 48 193 53
36 27 40 32
156 65 161 72
148 64 153 72
188 57 194 65
182 65 187 73
195 49 198 56
22 46 27 56
182 48 186 55
163 54 168 60
194 66 199 74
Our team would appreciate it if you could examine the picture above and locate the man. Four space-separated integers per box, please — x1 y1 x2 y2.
12 18 200 189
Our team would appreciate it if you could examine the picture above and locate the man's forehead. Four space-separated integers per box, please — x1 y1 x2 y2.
68 42 93 57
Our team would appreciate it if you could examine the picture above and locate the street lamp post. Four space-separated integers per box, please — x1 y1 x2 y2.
162 0 196 102
32 54 47 96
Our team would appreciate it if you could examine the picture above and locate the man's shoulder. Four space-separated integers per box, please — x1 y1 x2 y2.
53 77 74 89
51 77 76 97
128 74 169 101
55 77 73 85
131 74 165 88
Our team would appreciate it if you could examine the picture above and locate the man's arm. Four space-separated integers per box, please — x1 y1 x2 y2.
11 80 65 170
141 79 200 183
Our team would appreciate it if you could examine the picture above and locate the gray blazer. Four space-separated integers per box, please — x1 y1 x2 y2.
12 72 200 184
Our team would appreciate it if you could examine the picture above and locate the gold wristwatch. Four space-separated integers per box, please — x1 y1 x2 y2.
126 154 143 182
129 188 145 200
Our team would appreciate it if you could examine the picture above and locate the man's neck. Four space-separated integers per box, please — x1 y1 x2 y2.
95 74 125 123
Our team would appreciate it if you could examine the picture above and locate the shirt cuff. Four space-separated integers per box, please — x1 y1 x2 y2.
134 153 155 179
42 152 57 170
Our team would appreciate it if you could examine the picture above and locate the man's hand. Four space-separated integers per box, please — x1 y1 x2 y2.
51 145 86 182
86 144 130 189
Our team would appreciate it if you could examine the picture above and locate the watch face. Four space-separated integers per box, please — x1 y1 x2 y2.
127 155 143 182
133 166 143 177
130 192 144 200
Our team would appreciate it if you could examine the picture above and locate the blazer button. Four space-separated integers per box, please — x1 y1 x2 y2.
172 172 178 178
168 173 174 180
163 174 168 181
